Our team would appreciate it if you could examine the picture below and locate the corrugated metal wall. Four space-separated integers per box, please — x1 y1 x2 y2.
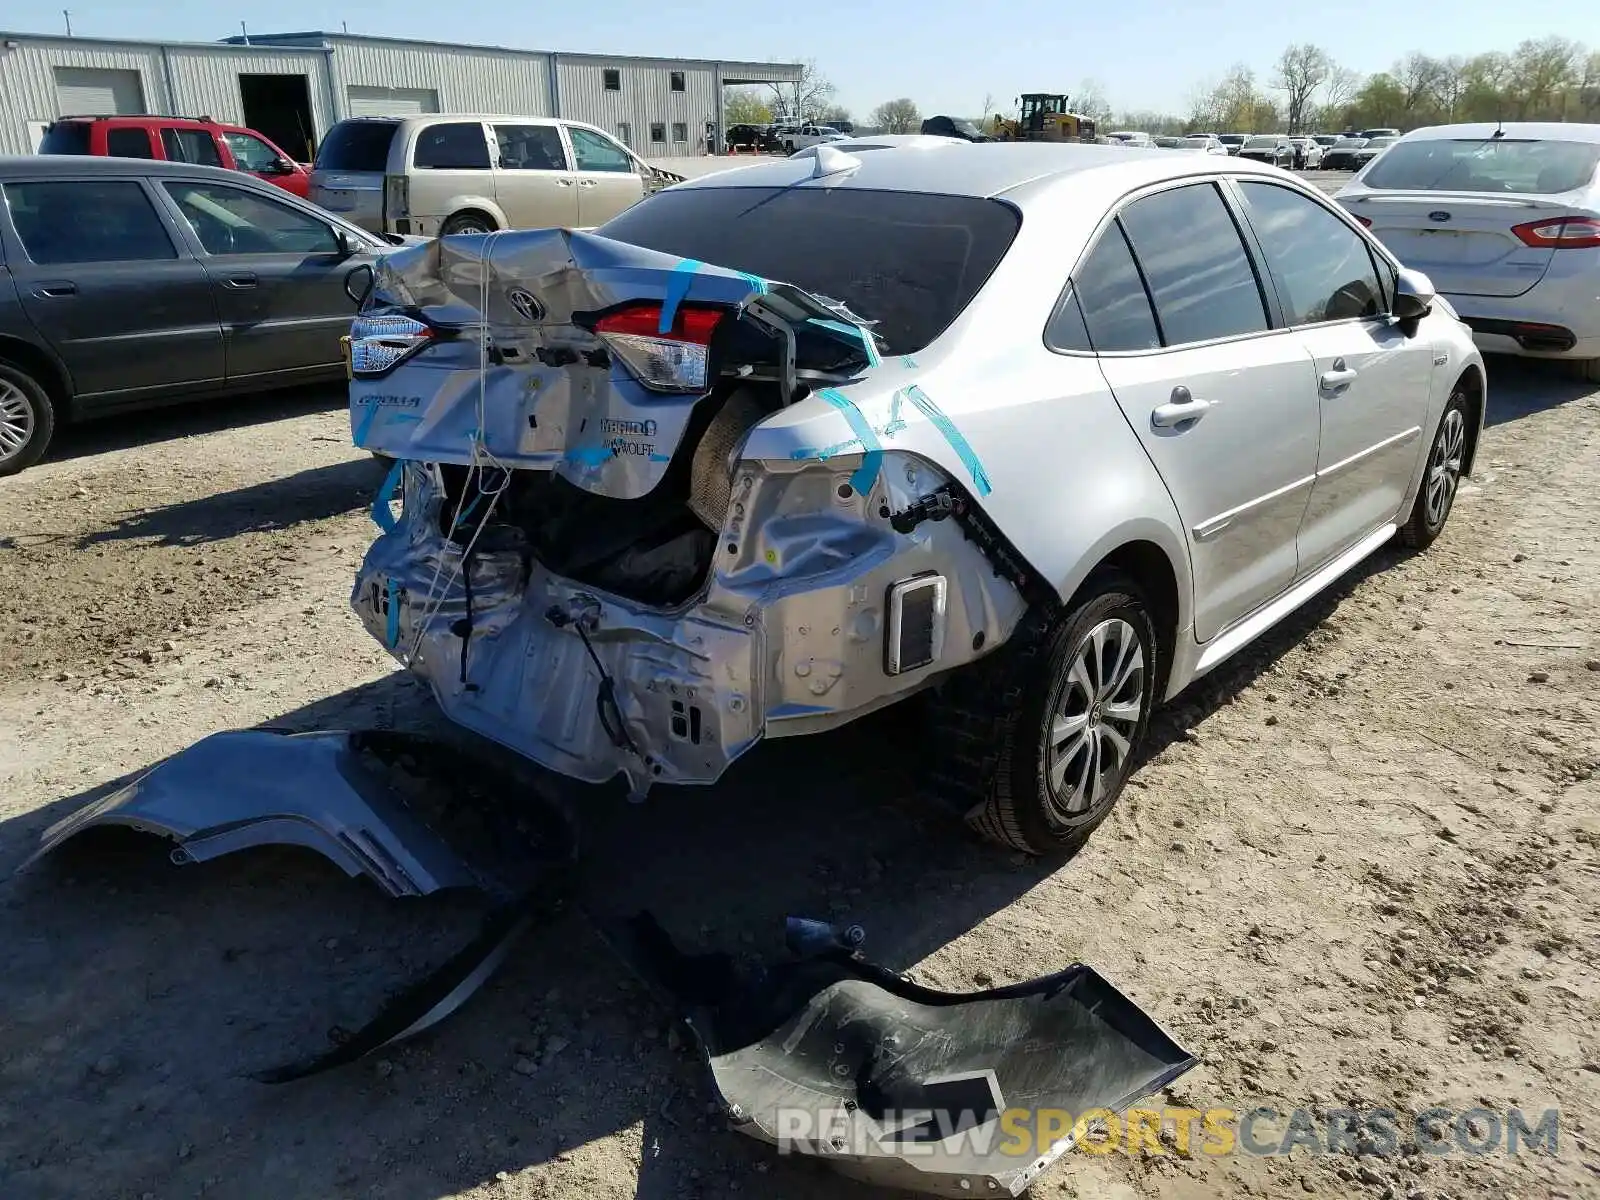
329 39 551 117
162 47 330 132
0 41 169 154
557 61 717 155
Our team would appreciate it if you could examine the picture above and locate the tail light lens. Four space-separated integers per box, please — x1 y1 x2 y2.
349 313 434 376
1511 217 1600 249
594 301 726 393
384 173 409 218
1354 214 1373 227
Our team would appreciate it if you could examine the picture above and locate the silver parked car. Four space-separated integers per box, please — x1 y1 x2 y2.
1335 122 1600 380
346 143 1485 856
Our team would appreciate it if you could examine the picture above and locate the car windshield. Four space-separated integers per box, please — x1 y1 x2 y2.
598 186 1021 356
37 122 92 154
1363 137 1397 150
1218 135 1246 145
315 120 399 172
1181 137 1212 146
1245 136 1280 148
1361 137 1600 194
1333 138 1367 149
950 120 983 138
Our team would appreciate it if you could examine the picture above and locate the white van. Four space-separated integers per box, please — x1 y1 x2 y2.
309 114 670 236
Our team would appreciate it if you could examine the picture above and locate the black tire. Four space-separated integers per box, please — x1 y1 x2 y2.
1398 385 1469 550
440 212 495 236
923 570 1158 857
0 360 57 477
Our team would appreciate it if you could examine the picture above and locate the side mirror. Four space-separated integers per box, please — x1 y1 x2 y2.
334 229 358 260
344 262 375 305
1392 268 1435 322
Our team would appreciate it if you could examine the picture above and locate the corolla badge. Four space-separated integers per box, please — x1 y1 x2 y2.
1428 211 1452 223
506 288 544 321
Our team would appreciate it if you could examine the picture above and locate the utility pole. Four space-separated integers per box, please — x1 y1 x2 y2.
239 21 249 44
62 9 72 36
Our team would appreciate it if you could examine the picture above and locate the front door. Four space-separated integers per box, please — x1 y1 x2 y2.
491 122 579 228
158 179 356 380
1076 181 1321 642
1233 180 1436 573
564 125 646 226
1 176 223 404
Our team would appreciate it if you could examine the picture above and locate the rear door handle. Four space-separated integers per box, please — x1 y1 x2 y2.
222 273 258 289
1151 385 1213 429
33 281 77 298
1320 366 1358 391
578 179 598 188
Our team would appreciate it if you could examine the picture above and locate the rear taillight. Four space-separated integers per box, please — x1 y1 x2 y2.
1511 217 1600 249
1354 215 1373 227
349 313 434 376
384 173 409 218
593 301 726 393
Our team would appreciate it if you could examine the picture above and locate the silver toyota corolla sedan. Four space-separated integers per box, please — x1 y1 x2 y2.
346 142 1485 856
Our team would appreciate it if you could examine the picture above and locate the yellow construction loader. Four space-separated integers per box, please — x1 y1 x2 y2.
990 94 1097 142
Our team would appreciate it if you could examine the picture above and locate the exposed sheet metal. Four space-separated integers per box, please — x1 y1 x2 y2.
611 913 1196 1197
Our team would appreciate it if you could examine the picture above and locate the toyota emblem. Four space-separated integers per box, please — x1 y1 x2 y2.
506 287 543 320
1428 211 1452 223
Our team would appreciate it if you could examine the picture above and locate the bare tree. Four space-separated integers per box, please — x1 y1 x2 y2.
1394 52 1446 115
1319 66 1362 116
767 60 836 124
1210 64 1261 131
1509 36 1582 116
1185 80 1223 131
1432 56 1469 120
1273 44 1332 133
1072 79 1113 124
819 105 853 128
871 98 922 134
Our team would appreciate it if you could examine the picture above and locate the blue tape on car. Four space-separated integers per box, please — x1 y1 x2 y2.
736 271 768 295
808 318 882 367
882 389 908 437
904 385 993 497
371 458 404 532
660 258 703 333
352 399 383 447
815 388 883 495
385 578 400 648
901 355 918 368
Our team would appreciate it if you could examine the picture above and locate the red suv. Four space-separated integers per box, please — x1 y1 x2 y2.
37 115 312 199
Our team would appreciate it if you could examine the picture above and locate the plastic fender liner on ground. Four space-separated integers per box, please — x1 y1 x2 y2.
605 913 1196 1197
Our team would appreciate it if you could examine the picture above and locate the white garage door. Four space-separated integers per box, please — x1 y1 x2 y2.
54 67 146 115
346 86 440 118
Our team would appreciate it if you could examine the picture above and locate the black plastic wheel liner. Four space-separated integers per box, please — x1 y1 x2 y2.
608 913 1197 1197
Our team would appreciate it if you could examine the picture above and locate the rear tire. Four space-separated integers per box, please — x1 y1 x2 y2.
1577 357 1600 384
440 212 495 236
923 571 1158 857
1398 386 1469 550
0 360 56 477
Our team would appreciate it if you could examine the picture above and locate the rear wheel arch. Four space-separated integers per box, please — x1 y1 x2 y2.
0 335 71 415
1070 540 1182 698
440 208 500 235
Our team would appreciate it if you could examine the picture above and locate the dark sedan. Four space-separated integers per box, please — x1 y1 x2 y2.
0 154 402 474
1322 137 1370 170
1237 135 1294 167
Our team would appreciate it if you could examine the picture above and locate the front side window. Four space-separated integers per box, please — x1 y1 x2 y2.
162 128 223 166
570 127 633 172
412 123 491 170
1118 182 1268 346
223 130 281 172
106 127 155 158
1064 223 1159 352
1237 181 1384 325
4 181 176 264
163 182 340 256
493 124 567 171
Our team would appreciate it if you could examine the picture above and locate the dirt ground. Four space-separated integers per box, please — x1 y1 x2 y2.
1 344 1597 1200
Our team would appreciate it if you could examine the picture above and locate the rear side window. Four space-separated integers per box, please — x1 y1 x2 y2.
161 128 222 167
106 127 155 158
4 181 176 264
1362 138 1600 194
1118 183 1268 346
315 120 399 171
37 122 91 154
1238 182 1384 325
598 186 1021 356
1063 223 1159 352
493 124 567 171
413 123 491 170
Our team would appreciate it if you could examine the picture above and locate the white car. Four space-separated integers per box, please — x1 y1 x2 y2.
775 124 848 153
1290 137 1325 169
1180 135 1230 156
1335 122 1600 380
789 134 964 158
1106 130 1154 148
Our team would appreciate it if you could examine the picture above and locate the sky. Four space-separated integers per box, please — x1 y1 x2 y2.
4 0 1582 120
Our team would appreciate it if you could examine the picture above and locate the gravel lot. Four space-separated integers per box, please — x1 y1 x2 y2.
1 184 1597 1200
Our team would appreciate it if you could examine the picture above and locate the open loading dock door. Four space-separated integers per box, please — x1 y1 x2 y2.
239 73 316 162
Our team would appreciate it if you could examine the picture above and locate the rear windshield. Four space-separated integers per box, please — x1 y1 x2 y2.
1218 135 1245 144
1245 136 1280 148
38 122 91 155
598 186 1021 355
315 120 399 172
1333 138 1367 149
1362 137 1600 193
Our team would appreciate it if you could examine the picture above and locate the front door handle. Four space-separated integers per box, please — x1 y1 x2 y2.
1151 385 1213 429
33 281 77 298
556 178 575 187
1320 363 1358 391
222 273 258 289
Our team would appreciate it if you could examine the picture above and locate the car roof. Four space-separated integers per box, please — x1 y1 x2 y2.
0 154 280 180
1398 122 1600 144
671 141 1295 201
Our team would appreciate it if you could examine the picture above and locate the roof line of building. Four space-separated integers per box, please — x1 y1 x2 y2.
0 28 317 53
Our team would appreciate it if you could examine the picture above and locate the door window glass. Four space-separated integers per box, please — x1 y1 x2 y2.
4 181 176 264
1118 183 1269 345
223 130 281 172
494 124 568 171
106 127 155 158
161 128 223 166
1237 181 1385 324
1064 223 1159 352
569 127 633 172
412 122 491 170
163 182 340 256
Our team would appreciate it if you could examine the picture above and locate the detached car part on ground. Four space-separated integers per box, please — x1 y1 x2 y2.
346 142 1486 857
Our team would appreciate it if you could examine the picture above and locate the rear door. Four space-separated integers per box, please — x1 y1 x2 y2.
490 122 578 228
157 178 357 380
104 126 156 160
160 127 225 169
0 175 223 404
1234 179 1434 572
308 120 400 233
564 125 645 227
1081 181 1321 642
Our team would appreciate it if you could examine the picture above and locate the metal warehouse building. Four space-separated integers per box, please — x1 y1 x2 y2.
0 29 801 160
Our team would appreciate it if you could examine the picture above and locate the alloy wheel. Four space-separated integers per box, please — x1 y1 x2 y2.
1046 617 1146 819
0 378 35 464
1425 406 1466 528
